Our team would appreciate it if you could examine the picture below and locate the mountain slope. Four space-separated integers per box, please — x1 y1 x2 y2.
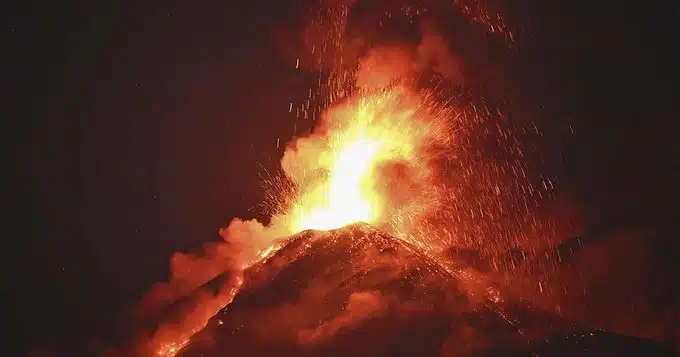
176 223 675 357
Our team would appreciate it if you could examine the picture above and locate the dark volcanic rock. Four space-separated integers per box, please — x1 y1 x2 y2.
177 223 675 357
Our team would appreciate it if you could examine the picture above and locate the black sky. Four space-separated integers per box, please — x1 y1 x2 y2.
5 0 678 356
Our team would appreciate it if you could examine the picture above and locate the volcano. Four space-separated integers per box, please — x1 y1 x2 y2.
173 223 675 357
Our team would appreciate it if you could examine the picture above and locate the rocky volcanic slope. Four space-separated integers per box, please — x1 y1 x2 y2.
177 223 676 357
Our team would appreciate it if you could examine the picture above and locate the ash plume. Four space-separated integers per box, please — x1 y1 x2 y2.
353 23 464 90
274 0 513 89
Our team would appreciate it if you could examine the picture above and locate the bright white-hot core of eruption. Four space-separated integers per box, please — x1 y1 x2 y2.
295 138 381 231
282 86 450 236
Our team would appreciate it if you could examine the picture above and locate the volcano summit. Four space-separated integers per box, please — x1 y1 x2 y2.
165 223 672 357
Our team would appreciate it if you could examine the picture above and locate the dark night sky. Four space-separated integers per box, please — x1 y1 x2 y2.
4 0 677 356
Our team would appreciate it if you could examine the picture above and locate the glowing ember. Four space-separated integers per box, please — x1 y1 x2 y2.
156 340 189 357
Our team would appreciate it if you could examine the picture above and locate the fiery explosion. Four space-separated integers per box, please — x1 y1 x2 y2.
116 2 556 357
144 83 458 357
283 85 453 234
